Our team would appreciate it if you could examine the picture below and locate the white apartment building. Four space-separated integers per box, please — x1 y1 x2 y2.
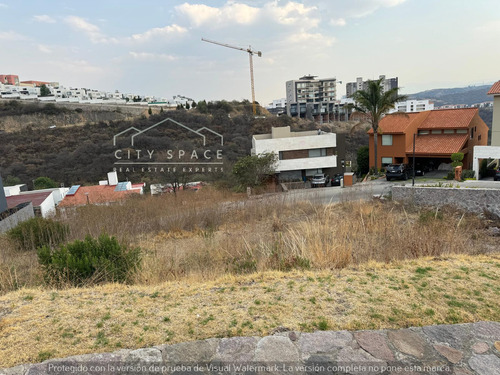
252 126 342 181
266 98 287 109
388 99 435 113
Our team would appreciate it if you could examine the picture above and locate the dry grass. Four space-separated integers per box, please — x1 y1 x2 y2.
0 189 497 293
0 254 499 368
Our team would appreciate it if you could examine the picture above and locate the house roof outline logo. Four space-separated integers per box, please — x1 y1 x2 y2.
113 118 223 147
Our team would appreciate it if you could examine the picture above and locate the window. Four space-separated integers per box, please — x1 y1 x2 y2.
431 130 442 134
381 135 393 146
309 148 327 158
418 130 429 135
478 134 482 141
456 129 468 134
279 151 283 160
381 157 393 166
470 128 474 139
443 129 454 134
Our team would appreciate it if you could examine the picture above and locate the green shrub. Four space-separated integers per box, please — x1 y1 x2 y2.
38 234 141 286
445 171 455 180
451 153 464 168
8 217 68 251
461 170 475 179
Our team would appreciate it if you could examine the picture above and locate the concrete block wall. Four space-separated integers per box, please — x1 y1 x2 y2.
0 203 35 233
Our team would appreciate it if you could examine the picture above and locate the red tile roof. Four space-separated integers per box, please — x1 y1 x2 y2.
418 108 477 129
58 185 141 207
371 108 478 134
487 81 500 95
405 134 468 155
6 191 52 209
368 112 421 134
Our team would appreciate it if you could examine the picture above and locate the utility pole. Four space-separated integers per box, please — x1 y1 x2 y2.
202 38 262 115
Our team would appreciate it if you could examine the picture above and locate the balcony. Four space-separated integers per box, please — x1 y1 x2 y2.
277 155 337 172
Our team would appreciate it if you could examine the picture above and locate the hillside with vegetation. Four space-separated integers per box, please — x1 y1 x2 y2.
0 100 368 187
409 84 492 106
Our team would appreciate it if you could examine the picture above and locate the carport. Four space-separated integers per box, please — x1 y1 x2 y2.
473 146 500 180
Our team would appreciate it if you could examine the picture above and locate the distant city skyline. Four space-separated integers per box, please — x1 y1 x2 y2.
0 0 498 104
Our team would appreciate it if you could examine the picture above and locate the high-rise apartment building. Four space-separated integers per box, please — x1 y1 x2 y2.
346 75 398 97
286 75 337 119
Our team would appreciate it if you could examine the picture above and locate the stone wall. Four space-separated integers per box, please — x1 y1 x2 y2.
3 322 500 374
392 185 500 217
0 203 34 234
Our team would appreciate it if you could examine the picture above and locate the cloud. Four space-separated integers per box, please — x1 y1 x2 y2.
33 15 56 23
64 16 117 43
129 52 178 62
38 44 52 54
176 2 260 28
129 24 187 42
348 0 408 18
330 18 346 26
264 1 319 27
476 20 500 34
0 3 7 8
0 31 29 41
288 31 336 47
50 59 104 74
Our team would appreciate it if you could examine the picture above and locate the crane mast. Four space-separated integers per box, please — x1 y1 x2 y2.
202 38 262 115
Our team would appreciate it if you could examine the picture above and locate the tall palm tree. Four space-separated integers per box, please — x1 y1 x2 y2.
352 78 407 174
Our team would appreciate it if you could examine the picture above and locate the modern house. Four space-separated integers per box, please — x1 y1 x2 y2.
368 108 489 170
0 175 35 233
3 183 65 218
58 172 144 208
6 191 56 218
488 81 500 146
286 75 337 120
472 80 500 178
252 126 346 181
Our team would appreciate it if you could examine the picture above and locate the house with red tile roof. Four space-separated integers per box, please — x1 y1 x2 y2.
58 172 145 208
488 80 500 146
368 108 489 170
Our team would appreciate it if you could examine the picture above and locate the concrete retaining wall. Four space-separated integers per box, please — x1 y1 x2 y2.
392 185 500 217
0 203 34 233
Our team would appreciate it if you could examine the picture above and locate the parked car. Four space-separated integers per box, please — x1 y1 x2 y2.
414 163 429 176
386 164 412 181
331 173 343 186
494 168 500 181
311 173 328 188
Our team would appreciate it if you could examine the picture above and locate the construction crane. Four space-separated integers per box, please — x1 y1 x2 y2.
202 38 262 115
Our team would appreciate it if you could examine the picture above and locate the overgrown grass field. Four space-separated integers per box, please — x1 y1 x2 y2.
0 189 499 367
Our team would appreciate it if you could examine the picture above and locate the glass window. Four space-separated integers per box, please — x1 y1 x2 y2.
309 148 327 158
456 129 468 134
418 130 429 135
431 130 442 134
381 135 393 146
443 129 454 134
381 157 393 166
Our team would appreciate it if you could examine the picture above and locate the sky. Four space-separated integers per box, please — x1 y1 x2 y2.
0 0 499 105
